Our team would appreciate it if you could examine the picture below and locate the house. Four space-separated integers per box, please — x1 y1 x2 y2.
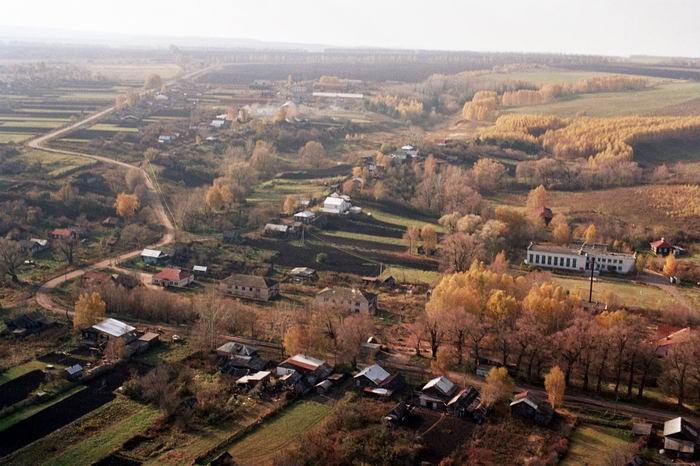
278 354 332 385
82 270 113 285
401 144 418 157
210 119 229 129
315 379 334 394
663 417 698 457
525 241 636 274
293 210 316 224
218 342 268 371
1 311 56 337
656 327 693 357
510 391 554 426
446 386 487 423
140 248 167 265
289 267 319 283
152 268 194 288
353 363 405 396
321 196 351 215
264 223 293 238
19 238 49 254
64 364 84 380
236 370 271 389
138 332 160 349
384 401 414 427
315 287 377 314
361 275 396 288
83 318 137 345
158 132 179 144
50 228 78 241
418 375 458 410
219 273 279 301
650 238 673 256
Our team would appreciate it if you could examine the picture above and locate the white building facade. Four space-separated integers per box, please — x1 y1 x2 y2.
525 242 635 274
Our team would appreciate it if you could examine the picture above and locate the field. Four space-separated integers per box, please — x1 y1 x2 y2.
17 149 97 177
553 275 676 311
504 81 700 117
561 424 633 466
0 82 127 144
227 400 332 465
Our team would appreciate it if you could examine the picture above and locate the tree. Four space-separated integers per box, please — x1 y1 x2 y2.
552 218 571 244
205 184 225 211
584 224 597 243
472 158 507 193
526 185 548 216
284 325 314 356
299 141 325 168
662 340 696 407
663 254 678 277
439 233 485 273
105 337 126 361
144 148 159 162
114 193 140 220
544 366 566 409
144 73 162 90
336 314 375 369
420 224 437 256
56 235 78 265
0 239 25 283
192 292 235 351
250 141 277 176
74 292 106 330
283 196 298 215
481 367 514 408
403 225 420 255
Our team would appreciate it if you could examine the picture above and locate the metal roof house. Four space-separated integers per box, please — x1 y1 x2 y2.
83 318 137 345
663 417 699 457
140 248 168 265
353 363 404 397
418 376 458 410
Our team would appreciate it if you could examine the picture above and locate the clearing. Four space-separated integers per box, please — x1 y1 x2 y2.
561 423 633 466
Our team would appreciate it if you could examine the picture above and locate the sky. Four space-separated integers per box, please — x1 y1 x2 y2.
1 0 698 57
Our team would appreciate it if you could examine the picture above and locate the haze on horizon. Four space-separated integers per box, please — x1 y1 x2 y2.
1 0 698 58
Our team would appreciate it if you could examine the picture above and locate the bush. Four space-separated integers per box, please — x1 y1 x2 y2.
315 252 329 264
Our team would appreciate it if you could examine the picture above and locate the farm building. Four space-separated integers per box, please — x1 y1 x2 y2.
19 238 49 254
525 241 635 274
663 417 699 458
64 364 84 380
293 210 316 224
50 228 78 241
446 386 487 423
152 268 194 288
218 342 268 372
650 238 674 256
192 265 208 276
321 196 351 215
418 376 459 410
315 287 377 314
157 131 179 144
289 267 319 283
219 273 279 301
384 401 414 427
236 370 271 389
278 354 332 385
264 223 300 238
210 119 229 129
1 311 56 337
361 275 396 288
509 391 554 426
353 363 404 397
656 327 694 357
140 248 167 265
83 318 137 345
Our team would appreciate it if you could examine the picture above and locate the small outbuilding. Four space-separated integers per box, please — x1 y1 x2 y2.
140 248 167 265
510 391 554 426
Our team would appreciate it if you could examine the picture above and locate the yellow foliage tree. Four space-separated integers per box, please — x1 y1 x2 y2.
663 254 678 277
544 365 566 409
73 292 106 330
114 193 140 220
481 367 514 408
584 224 597 243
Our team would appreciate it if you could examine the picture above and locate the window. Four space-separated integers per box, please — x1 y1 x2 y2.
535 254 540 264
547 256 552 265
529 254 533 263
573 258 577 268
553 257 558 266
566 258 570 267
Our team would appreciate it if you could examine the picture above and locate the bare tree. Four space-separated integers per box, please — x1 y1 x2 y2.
0 239 25 282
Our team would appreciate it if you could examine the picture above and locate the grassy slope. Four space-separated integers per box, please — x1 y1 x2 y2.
0 385 86 433
228 400 331 465
561 424 632 466
553 276 675 310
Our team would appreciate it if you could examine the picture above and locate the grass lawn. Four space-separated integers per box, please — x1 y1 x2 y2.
0 132 33 143
247 178 336 204
365 207 443 232
43 404 160 466
561 424 633 466
0 360 49 385
382 266 442 286
678 285 700 310
552 276 676 310
19 150 96 177
0 385 86 433
228 400 331 465
322 229 405 246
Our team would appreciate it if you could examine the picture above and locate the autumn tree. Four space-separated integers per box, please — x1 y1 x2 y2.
105 337 126 361
662 339 697 407
551 214 571 244
250 141 277 176
481 367 514 408
544 366 566 409
299 141 325 168
403 225 420 255
584 224 598 243
421 224 437 256
0 239 25 283
471 158 508 193
337 314 375 369
663 254 678 277
192 291 235 351
144 148 159 162
283 324 317 357
55 235 78 265
74 292 106 330
114 193 140 220
439 233 485 273
144 73 162 90
526 185 549 217
282 196 298 215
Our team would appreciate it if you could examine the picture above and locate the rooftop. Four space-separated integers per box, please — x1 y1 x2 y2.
222 273 277 289
154 268 191 282
140 248 164 258
92 318 135 338
527 241 634 258
422 375 457 396
354 363 391 385
282 354 327 372
317 287 375 302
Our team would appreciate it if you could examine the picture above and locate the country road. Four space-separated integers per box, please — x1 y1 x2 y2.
30 63 221 316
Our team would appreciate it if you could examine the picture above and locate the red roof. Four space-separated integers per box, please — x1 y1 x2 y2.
51 228 75 238
650 239 672 249
153 268 191 282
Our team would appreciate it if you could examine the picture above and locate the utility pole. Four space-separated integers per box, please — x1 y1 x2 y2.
300 226 305 247
588 253 595 303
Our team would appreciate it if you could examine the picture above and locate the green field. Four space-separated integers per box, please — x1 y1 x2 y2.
553 276 676 310
19 150 97 177
382 266 442 285
504 81 700 117
322 229 405 246
561 424 633 466
365 206 443 232
228 400 331 465
248 177 338 204
0 360 48 385
0 385 86 433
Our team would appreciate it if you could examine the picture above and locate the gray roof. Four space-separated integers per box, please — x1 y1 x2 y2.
140 248 165 258
354 364 391 385
222 273 277 289
91 318 135 338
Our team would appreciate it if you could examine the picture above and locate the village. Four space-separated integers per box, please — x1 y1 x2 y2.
1 29 700 466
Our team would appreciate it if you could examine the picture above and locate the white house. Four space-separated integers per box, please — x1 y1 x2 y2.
525 242 635 274
322 196 351 215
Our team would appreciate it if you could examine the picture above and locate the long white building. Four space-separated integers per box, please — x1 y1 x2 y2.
525 242 636 274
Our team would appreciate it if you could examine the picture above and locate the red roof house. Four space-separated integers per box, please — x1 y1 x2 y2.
152 268 194 288
650 238 673 256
